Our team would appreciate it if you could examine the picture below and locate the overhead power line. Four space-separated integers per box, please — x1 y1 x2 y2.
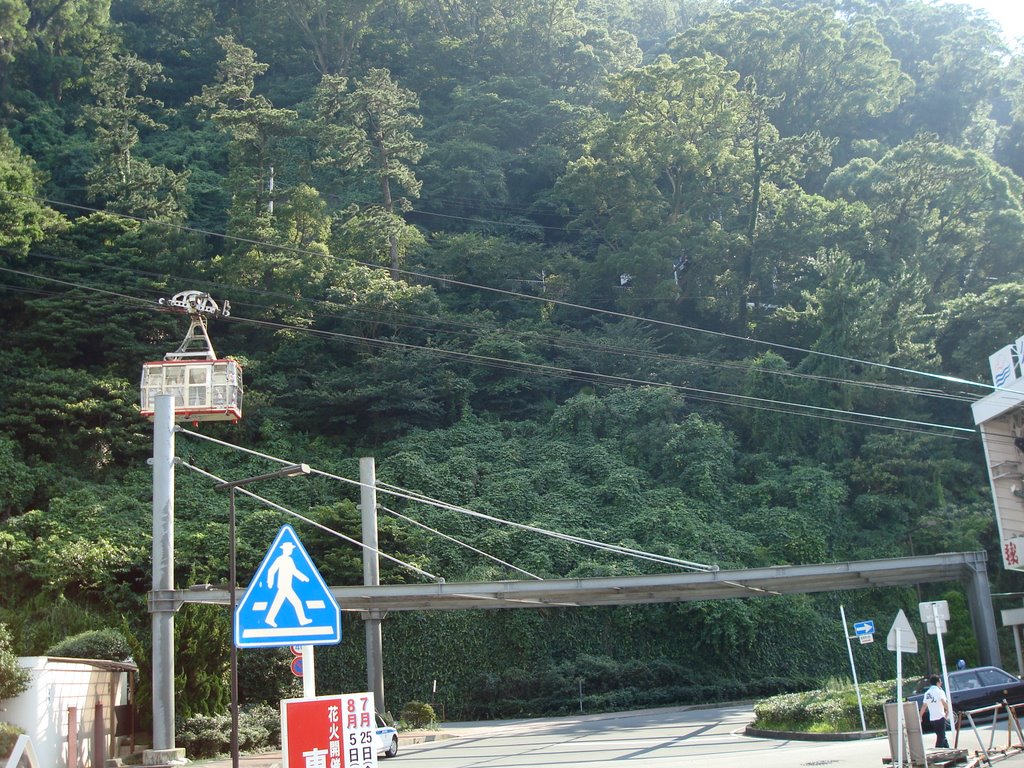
229 312 977 437
1 191 995 394
6 247 978 407
177 459 442 583
0 262 980 438
380 505 543 580
176 428 719 574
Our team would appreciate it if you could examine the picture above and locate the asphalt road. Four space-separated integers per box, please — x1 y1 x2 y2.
408 705 887 768
192 702 1024 768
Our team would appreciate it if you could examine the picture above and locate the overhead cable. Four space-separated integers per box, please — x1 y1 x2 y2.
1 191 995 392
177 459 442 583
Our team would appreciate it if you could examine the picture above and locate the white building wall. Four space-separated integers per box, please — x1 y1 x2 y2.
1 658 131 768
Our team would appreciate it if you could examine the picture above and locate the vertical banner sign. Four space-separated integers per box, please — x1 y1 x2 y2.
282 692 377 768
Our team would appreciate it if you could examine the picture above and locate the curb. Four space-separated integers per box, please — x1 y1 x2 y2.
744 725 885 742
403 730 456 745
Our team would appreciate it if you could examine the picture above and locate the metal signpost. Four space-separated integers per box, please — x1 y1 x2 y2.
216 469 313 768
840 605 870 732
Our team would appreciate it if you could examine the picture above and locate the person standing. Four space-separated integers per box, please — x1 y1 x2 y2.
920 675 950 748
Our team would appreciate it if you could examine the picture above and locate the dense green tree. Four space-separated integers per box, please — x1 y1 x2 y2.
670 4 911 144
189 35 306 291
79 51 189 217
342 67 424 279
269 0 383 76
934 283 1024 383
0 436 34 518
174 604 229 717
8 0 111 100
0 0 30 73
825 136 1024 299
0 129 59 258
555 53 752 316
0 622 29 700
875 0 1007 148
415 76 584 226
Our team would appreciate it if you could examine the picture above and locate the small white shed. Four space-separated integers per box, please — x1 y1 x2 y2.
1 657 136 768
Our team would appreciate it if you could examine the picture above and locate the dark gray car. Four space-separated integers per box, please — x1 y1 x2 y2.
907 666 1024 715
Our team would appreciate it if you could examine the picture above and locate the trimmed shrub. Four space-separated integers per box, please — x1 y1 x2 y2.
177 713 231 759
753 678 898 733
46 629 133 662
176 704 282 759
400 701 437 729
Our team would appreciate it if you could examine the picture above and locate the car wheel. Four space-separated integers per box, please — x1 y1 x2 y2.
384 736 398 758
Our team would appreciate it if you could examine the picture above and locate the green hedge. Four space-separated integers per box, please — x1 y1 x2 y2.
176 704 279 759
753 678 900 733
457 655 817 719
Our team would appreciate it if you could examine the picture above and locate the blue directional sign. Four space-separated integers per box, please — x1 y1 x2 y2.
853 620 875 636
235 524 341 648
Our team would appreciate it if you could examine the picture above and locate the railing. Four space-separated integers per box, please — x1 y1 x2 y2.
952 699 1024 765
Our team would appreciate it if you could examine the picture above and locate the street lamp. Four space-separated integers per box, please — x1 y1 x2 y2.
215 463 311 768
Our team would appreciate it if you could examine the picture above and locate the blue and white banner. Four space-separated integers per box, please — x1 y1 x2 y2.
990 344 1018 388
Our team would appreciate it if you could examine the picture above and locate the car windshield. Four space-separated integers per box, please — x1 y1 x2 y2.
948 668 1018 692
977 668 1017 686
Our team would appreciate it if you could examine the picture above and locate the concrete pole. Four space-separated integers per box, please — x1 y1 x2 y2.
963 555 1002 667
147 395 182 765
360 457 385 712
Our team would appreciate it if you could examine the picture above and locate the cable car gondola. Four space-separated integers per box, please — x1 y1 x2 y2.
140 291 243 423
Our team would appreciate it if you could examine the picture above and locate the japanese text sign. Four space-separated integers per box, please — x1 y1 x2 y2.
281 692 377 768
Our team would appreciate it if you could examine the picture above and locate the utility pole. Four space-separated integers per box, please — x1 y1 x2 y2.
146 395 184 765
361 457 385 712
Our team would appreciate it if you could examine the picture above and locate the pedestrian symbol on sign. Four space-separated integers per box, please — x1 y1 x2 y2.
266 541 313 627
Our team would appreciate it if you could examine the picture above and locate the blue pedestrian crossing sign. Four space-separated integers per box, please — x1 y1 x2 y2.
235 524 341 648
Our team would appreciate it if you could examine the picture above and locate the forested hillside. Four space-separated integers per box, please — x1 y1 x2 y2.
2 0 1024 721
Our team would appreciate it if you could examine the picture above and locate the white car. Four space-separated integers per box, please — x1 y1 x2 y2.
374 714 399 758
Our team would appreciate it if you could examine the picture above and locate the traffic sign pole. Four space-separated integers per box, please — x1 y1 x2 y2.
840 605 867 732
302 645 315 698
932 603 952 713
896 626 904 768
920 600 952 709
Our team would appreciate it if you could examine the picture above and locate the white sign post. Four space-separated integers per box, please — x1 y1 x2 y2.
887 610 918 768
920 600 952 714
